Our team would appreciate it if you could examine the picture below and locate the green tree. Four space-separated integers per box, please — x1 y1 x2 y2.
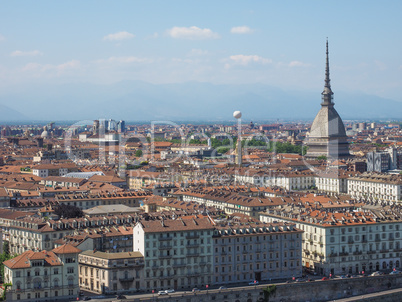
135 149 143 157
317 155 327 161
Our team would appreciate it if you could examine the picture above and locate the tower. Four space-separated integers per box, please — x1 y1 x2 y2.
306 40 350 159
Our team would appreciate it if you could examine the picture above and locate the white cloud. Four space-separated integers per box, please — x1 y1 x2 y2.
96 56 153 64
288 60 310 67
22 60 81 74
230 26 254 34
229 55 272 65
11 50 43 57
103 31 135 41
188 49 209 56
167 26 220 40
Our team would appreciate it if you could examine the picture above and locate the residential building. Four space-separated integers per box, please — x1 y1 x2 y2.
260 204 402 276
78 250 144 294
133 216 215 291
348 172 402 202
3 243 80 302
212 221 302 285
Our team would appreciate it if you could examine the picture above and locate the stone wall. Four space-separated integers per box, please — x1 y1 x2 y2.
131 275 402 302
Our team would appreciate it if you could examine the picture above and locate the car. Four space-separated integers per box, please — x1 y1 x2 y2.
192 288 201 292
389 270 401 275
83 297 91 301
295 278 304 282
165 289 175 294
340 275 347 279
249 280 259 285
307 278 315 282
158 290 168 296
218 286 227 290
116 294 127 299
321 277 329 281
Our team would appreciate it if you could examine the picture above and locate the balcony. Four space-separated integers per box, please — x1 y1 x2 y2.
186 253 200 257
119 276 134 282
186 234 200 239
347 240 354 244
159 244 172 249
339 252 349 256
159 255 172 259
329 253 338 257
380 249 389 253
367 251 376 254
187 272 199 277
172 262 186 267
159 237 172 241
353 251 362 255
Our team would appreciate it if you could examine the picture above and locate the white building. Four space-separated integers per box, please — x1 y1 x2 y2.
3 243 81 302
348 172 402 203
260 206 402 276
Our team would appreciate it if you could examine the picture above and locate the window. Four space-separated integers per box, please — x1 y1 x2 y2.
67 267 74 274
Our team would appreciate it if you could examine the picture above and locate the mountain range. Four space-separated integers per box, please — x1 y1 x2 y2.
0 81 401 122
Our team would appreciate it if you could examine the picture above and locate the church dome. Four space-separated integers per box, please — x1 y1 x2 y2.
41 130 49 138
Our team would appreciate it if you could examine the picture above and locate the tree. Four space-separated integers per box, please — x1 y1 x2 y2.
135 149 143 157
54 204 84 219
0 244 14 283
3 242 9 256
317 155 327 161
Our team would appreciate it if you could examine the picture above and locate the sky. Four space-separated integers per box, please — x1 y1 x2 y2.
0 0 402 104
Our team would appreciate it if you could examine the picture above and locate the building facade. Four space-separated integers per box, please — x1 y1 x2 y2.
78 250 144 294
3 244 80 302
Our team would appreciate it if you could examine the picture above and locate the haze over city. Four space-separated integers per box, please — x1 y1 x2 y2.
0 0 401 121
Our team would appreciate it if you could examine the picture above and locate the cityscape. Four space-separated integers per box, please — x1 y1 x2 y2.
0 1 402 302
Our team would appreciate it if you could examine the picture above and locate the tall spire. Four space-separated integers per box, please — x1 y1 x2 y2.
325 39 331 89
321 38 334 106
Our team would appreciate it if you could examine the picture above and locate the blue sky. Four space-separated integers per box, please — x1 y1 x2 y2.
1 0 402 102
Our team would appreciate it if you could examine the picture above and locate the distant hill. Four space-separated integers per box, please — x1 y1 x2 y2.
0 103 28 121
0 81 400 121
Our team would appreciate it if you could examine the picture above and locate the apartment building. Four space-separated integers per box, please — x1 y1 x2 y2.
7 214 138 254
55 190 152 210
260 205 402 276
348 172 402 202
3 243 80 302
32 163 78 178
78 250 144 294
173 188 288 218
212 221 302 285
133 216 215 291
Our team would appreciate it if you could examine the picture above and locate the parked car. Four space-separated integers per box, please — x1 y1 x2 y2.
158 290 168 296
321 277 329 281
192 288 201 292
295 278 304 282
389 270 401 275
218 286 227 290
165 289 175 294
83 297 91 301
249 280 259 285
116 294 127 299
